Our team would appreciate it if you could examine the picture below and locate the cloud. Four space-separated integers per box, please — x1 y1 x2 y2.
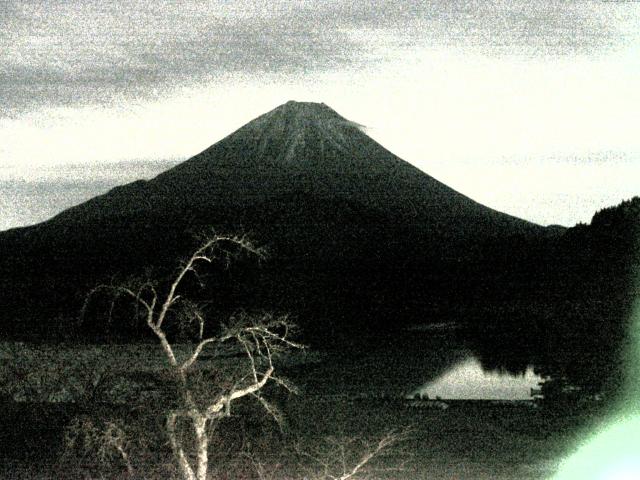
329 0 636 52
0 0 360 116
1 0 637 117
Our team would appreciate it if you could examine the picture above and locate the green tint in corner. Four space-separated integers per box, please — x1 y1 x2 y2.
554 289 640 480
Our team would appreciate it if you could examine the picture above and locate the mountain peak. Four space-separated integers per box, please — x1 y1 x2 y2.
220 100 365 164
0 101 545 340
277 100 336 116
129 101 538 238
261 100 351 127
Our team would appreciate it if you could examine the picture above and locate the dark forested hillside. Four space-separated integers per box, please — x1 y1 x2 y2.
472 197 640 399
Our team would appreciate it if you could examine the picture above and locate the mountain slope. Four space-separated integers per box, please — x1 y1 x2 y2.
48 101 536 240
0 101 552 338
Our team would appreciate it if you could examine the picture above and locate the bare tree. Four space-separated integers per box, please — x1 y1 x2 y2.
233 428 410 480
83 234 303 480
63 416 136 477
295 430 410 480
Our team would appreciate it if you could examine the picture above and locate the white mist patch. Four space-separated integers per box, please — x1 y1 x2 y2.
409 356 543 400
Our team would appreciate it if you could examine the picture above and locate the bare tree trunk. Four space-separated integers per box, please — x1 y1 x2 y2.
167 413 196 480
114 443 135 478
193 415 209 480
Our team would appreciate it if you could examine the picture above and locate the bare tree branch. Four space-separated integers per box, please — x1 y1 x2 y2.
296 430 410 480
180 337 217 372
205 365 275 419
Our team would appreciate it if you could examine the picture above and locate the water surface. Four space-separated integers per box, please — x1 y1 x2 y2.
410 356 543 400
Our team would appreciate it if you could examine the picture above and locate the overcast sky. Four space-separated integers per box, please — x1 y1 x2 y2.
1 0 639 229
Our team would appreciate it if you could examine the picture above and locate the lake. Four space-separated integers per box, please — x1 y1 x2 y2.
409 356 543 400
0 325 608 405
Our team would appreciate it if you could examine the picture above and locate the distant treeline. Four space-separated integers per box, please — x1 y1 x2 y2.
471 197 639 400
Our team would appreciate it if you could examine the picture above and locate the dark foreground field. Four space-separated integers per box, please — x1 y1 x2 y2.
0 330 613 479
0 393 603 479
